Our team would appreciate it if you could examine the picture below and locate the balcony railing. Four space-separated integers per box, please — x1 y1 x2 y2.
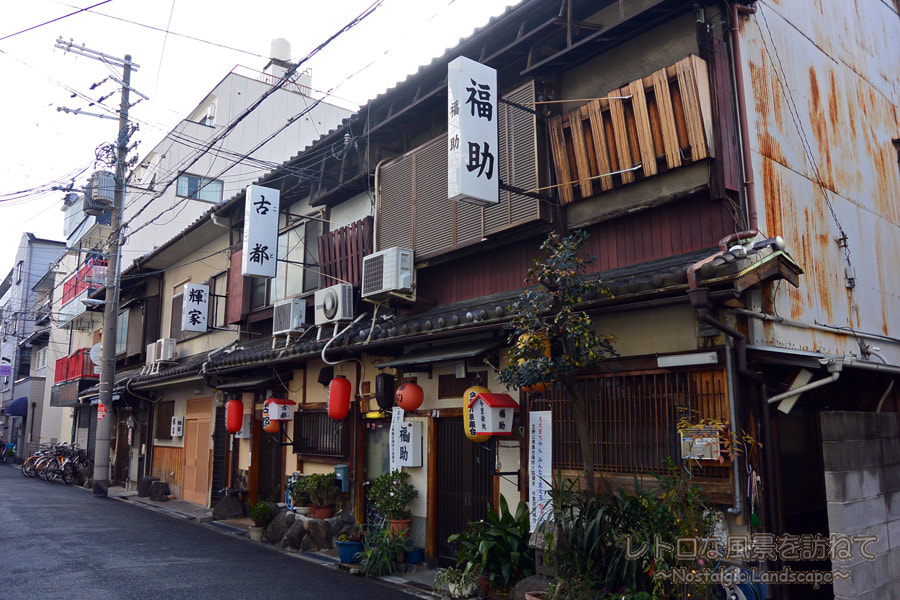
61 259 108 306
53 348 99 385
34 301 52 326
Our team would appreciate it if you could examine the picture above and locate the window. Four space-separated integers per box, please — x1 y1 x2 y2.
115 310 129 356
273 217 322 303
544 368 730 481
293 410 350 458
176 174 223 204
249 277 269 311
208 272 227 328
33 346 47 371
155 401 175 440
14 261 23 284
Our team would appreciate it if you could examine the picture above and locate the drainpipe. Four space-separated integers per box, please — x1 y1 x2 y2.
724 342 743 516
766 361 842 405
686 1 760 290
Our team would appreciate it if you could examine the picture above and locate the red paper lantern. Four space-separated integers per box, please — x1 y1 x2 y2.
396 382 424 411
328 376 352 420
263 401 280 433
225 399 243 434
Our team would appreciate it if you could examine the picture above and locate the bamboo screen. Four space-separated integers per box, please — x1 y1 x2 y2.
539 367 729 479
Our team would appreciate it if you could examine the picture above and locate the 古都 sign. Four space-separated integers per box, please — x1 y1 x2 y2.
241 184 280 278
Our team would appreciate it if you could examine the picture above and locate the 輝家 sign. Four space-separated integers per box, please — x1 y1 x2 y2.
241 184 280 278
447 56 499 206
181 283 209 333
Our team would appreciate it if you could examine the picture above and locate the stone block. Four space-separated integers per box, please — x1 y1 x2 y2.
890 548 900 580
877 413 899 438
265 509 295 544
212 492 245 520
872 555 893 589
883 438 900 466
305 518 334 550
841 500 869 534
821 412 847 442
866 496 888 527
886 465 900 493
285 519 308 550
149 480 170 502
823 441 848 471
862 468 885 498
856 524 888 559
889 493 900 521
888 518 900 550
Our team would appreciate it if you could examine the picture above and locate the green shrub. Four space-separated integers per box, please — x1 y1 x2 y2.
449 495 534 591
249 501 274 528
358 527 409 577
369 470 418 520
303 473 339 506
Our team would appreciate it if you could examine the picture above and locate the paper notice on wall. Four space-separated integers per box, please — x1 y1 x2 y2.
529 410 553 532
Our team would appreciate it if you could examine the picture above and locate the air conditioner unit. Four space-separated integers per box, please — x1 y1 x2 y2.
273 298 307 335
83 171 115 216
361 247 415 299
156 338 176 361
145 342 158 365
314 283 354 325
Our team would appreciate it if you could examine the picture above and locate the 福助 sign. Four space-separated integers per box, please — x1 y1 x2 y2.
448 56 499 206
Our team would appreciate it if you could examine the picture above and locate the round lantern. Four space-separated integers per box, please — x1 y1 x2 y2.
517 333 551 394
463 386 491 442
225 399 244 434
328 376 352 420
262 401 280 433
395 382 424 411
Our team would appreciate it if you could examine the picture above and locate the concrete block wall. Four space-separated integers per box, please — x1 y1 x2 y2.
821 411 900 600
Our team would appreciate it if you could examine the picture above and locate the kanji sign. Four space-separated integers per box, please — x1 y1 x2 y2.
529 410 552 531
448 56 499 206
241 184 280 278
181 283 209 332
467 392 517 436
389 409 423 471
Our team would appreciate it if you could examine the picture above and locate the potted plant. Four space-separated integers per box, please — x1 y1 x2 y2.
369 470 419 535
432 563 480 599
248 501 273 541
290 477 311 516
359 528 410 577
336 532 364 564
304 472 340 519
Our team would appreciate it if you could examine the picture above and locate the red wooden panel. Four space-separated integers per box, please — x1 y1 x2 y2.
225 249 249 324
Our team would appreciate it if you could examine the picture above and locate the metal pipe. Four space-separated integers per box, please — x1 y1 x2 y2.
731 307 900 345
724 341 743 516
767 366 842 404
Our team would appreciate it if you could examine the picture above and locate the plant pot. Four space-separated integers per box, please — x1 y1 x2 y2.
294 506 310 516
524 593 547 600
309 504 333 519
336 540 364 564
448 581 477 599
406 547 424 565
248 526 264 542
388 518 411 536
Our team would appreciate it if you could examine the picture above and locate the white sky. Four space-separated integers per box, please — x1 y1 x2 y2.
0 0 519 266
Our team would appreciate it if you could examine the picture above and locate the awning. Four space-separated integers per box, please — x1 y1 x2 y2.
7 397 28 417
377 339 504 369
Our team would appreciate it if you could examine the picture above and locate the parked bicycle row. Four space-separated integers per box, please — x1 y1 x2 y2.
20 443 92 485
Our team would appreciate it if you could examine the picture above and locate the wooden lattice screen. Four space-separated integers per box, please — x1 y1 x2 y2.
540 367 730 480
318 216 374 288
548 55 712 205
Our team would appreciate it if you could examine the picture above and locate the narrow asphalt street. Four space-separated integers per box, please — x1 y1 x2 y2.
0 464 413 600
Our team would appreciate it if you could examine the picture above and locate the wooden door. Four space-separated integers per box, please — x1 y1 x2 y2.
183 398 212 506
435 417 494 565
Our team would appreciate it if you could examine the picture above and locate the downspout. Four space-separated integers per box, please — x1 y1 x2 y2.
724 341 742 516
686 1 760 289
372 158 390 252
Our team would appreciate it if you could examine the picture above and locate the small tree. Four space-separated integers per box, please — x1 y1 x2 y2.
498 230 616 496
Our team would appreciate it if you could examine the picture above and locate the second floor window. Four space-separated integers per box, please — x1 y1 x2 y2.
115 310 129 356
176 174 223 204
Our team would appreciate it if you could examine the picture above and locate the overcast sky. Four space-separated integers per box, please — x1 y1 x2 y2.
0 0 519 267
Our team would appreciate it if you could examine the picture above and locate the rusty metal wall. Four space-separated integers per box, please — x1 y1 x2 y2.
739 0 900 360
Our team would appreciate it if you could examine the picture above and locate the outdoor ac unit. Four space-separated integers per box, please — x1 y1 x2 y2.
314 283 354 325
361 247 415 299
273 298 307 335
156 338 176 361
145 342 158 365
83 171 115 216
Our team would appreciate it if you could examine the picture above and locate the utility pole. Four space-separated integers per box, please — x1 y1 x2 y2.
56 40 141 497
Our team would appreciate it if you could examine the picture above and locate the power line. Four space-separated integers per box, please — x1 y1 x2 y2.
0 0 116 42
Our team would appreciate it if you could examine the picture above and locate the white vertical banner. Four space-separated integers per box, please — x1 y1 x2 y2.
181 283 209 332
529 410 553 532
241 184 280 277
389 407 405 473
448 56 499 206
